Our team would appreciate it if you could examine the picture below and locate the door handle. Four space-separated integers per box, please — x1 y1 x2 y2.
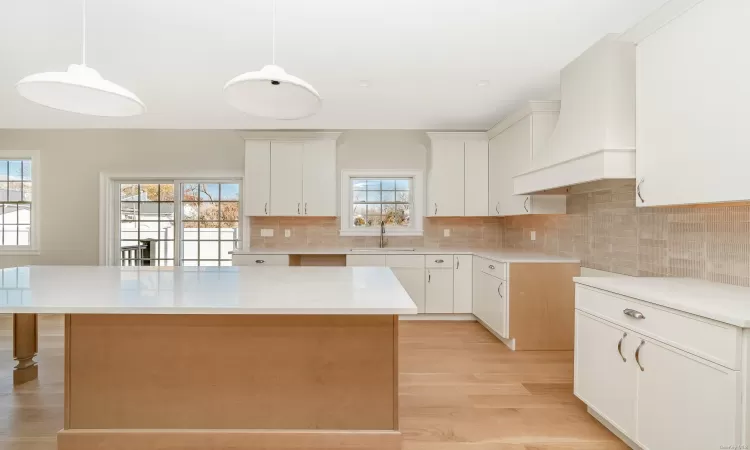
434 203 438 215
297 203 301 215
456 258 459 270
304 202 308 215
428 270 431 283
635 339 645 371
264 202 268 215
617 332 627 362
524 196 529 212
637 178 645 203
497 282 503 299
435 259 444 263
495 202 499 214
255 260 265 264
623 308 645 320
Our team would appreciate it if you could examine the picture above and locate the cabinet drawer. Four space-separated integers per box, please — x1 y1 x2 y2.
232 254 289 266
477 258 506 280
425 255 453 268
386 255 425 269
576 285 742 370
346 254 386 267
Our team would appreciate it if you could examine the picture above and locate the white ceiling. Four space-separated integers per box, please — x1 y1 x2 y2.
0 0 668 130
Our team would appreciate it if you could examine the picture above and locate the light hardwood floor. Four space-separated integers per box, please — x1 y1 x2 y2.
0 315 626 450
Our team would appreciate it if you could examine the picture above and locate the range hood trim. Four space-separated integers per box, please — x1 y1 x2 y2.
513 148 635 195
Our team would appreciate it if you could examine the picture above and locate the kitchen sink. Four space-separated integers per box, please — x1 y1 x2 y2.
349 248 416 252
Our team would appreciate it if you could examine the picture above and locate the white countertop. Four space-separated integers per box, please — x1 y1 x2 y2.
575 276 750 327
0 266 418 315
232 247 580 264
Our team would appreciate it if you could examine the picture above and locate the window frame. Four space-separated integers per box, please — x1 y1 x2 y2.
100 174 243 266
339 169 424 237
0 150 40 255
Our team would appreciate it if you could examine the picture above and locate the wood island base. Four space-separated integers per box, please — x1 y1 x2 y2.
59 314 401 450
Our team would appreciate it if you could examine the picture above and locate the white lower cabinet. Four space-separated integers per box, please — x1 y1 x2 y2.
452 255 472 313
472 257 508 339
425 268 453 313
574 285 743 450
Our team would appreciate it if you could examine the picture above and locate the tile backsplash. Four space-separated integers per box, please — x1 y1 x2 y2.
249 216 504 249
503 180 750 287
249 180 750 287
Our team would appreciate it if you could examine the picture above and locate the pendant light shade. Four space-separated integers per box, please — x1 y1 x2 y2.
223 0 321 120
17 64 145 117
224 64 321 119
16 0 145 117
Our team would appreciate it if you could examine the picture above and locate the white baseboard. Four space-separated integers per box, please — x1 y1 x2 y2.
587 407 642 450
400 314 476 321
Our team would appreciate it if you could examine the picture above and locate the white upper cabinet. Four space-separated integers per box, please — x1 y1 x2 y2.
244 140 271 216
636 0 750 206
270 142 304 216
426 133 488 217
242 133 340 217
488 102 566 216
302 139 337 216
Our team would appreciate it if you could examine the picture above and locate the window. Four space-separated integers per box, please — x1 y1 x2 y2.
115 180 241 266
0 151 39 254
352 179 411 228
340 170 423 236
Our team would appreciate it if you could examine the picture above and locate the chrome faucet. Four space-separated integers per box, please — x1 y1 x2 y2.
380 220 387 248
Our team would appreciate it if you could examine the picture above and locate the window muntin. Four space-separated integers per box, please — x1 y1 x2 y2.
180 183 240 267
0 159 32 247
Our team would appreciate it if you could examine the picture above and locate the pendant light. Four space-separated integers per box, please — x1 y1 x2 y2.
223 0 321 120
16 0 145 117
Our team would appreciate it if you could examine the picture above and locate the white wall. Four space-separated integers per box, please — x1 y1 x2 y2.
0 130 244 267
0 129 429 267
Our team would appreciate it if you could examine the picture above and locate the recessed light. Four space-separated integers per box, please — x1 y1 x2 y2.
477 80 490 87
358 80 370 87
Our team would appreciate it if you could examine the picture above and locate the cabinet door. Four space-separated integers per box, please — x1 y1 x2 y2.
464 140 488 216
495 116 532 216
270 142 304 216
244 140 271 216
428 139 464 217
636 0 750 206
302 139 336 216
472 258 487 320
425 268 453 313
635 338 741 450
484 274 508 338
391 267 426 313
453 255 472 313
488 133 504 217
574 311 636 437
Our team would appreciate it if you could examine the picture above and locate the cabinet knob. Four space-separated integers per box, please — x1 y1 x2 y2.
255 260 265 264
435 259 444 263
488 264 495 270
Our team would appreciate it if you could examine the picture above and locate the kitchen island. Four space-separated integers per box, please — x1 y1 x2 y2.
0 265 417 450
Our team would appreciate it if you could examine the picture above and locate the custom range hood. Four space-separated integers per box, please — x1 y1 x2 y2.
513 35 636 195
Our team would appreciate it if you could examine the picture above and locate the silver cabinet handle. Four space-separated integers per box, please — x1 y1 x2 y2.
456 258 459 270
488 264 495 270
637 178 645 203
304 202 308 215
435 259 444 263
524 196 529 212
428 270 431 283
635 339 645 371
255 260 265 264
497 282 503 299
495 202 499 214
623 308 645 320
297 203 301 215
617 332 627 362
434 203 438 215
264 202 268 215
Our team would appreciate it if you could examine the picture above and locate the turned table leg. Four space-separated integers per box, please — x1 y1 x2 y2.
13 313 38 385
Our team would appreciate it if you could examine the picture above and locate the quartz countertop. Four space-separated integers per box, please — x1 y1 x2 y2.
0 266 418 315
231 247 580 264
575 276 750 328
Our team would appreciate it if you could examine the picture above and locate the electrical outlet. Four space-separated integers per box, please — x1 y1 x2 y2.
444 229 450 237
530 230 536 241
260 228 274 237
285 229 291 238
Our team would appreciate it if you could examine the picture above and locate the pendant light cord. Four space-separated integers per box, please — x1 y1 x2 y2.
82 0 87 66
272 0 276 64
